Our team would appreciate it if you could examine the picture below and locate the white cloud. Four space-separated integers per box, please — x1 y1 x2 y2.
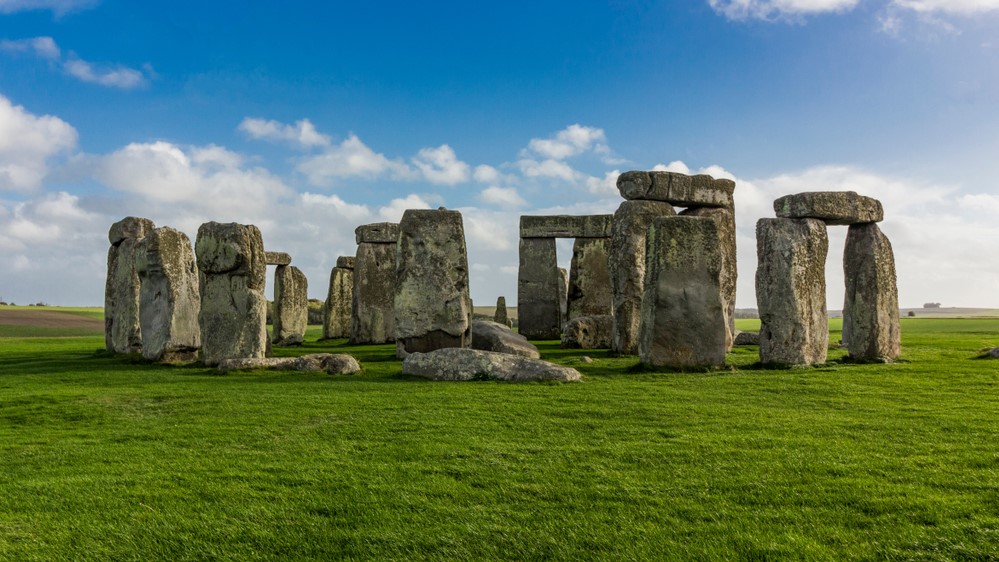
238 117 331 149
377 193 431 222
584 170 620 196
708 0 860 20
517 158 579 182
893 0 999 14
0 36 60 59
297 133 413 186
1 36 149 89
652 160 691 174
473 164 501 183
480 186 527 208
0 0 96 14
525 124 613 161
300 192 370 222
411 144 470 185
0 95 77 191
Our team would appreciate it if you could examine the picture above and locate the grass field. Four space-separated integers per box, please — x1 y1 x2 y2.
1 311 997 560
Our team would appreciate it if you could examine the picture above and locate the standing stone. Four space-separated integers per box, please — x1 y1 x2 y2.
558 267 569 329
273 265 308 346
394 209 472 356
756 218 829 366
680 206 737 350
843 222 901 362
195 222 267 366
323 256 354 340
134 226 201 362
638 216 728 368
351 223 400 344
493 296 511 328
566 238 612 322
517 238 561 340
105 216 155 354
609 200 675 355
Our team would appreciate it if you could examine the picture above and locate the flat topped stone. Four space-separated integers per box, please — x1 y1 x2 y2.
265 251 292 265
336 256 355 269
520 215 613 239
774 191 883 225
355 222 400 244
617 171 734 208
109 216 155 246
216 353 361 375
402 348 580 382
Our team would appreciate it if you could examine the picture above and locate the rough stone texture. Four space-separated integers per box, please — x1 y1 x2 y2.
265 251 292 265
355 222 401 244
639 216 728 368
680 206 737 350
617 171 734 208
558 267 569 329
493 296 511 327
756 218 829 366
566 238 612 322
471 320 540 358
351 232 398 344
561 315 613 350
216 353 361 375
519 215 613 239
843 223 901 362
517 237 561 340
105 217 155 354
609 200 676 355
402 348 581 382
774 191 883 225
134 227 201 362
195 222 268 366
323 258 354 340
273 265 308 346
733 331 760 346
393 209 472 357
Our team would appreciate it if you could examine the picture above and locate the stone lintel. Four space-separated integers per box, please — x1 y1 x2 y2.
265 251 292 266
519 215 613 239
617 171 734 208
355 222 401 244
774 191 883 225
336 256 356 269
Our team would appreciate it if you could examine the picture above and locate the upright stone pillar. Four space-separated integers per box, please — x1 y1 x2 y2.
273 265 308 346
680 206 737 350
105 216 155 354
638 216 727 368
609 200 675 355
394 209 472 356
517 238 561 339
351 222 399 344
195 222 267 366
557 267 569 329
843 223 900 362
756 218 829 366
494 296 511 328
134 226 201 362
566 237 612 322
323 256 354 340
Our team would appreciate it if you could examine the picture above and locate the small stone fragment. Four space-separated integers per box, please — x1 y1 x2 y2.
733 331 760 346
561 314 613 349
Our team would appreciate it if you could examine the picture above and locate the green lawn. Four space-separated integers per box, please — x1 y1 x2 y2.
1 317 997 560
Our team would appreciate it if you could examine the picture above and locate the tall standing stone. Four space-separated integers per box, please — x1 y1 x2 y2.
517 238 561 340
843 223 901 362
105 216 155 354
494 296 511 327
638 216 727 368
558 267 569 329
609 200 675 355
394 209 472 356
351 222 399 344
134 226 201 362
273 265 308 346
323 256 354 340
566 237 612 322
756 218 829 366
680 206 737 350
195 222 267 366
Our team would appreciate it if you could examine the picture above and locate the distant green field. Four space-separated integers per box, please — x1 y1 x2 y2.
1 317 997 560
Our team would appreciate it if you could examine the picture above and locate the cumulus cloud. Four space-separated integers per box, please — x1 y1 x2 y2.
297 133 413 186
0 95 77 191
1 36 149 89
0 0 96 14
0 36 60 59
377 193 432 222
238 117 331 149
411 144 470 185
892 0 999 14
524 123 620 164
708 0 860 20
516 158 578 182
480 186 527 208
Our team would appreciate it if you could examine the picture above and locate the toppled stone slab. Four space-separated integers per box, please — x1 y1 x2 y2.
617 171 734 208
733 331 760 346
216 353 361 375
519 215 613 239
265 251 292 265
355 222 401 244
105 216 155 354
566 238 612 321
323 257 354 340
561 314 613 350
471 320 540 358
517 237 561 340
402 348 581 382
272 265 308 346
774 191 883 225
135 226 201 363
843 222 900 362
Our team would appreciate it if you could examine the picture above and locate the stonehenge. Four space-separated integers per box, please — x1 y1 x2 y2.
323 256 354 340
493 296 511 327
566 238 612 322
272 264 308 346
843 222 901 362
351 222 400 344
105 216 155 354
134 227 201 362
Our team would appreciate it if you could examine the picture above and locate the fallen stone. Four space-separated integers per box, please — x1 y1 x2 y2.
323 257 354 340
774 191 883 225
216 353 361 375
402 348 581 382
273 265 308 346
680 206 737 349
566 238 612 322
843 222 901 362
617 171 734 208
733 331 760 346
471 320 540 358
134 227 201 362
519 214 613 239
355 222 401 244
561 314 613 349
517 237 561 340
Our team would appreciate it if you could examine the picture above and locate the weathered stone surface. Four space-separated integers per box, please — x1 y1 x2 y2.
108 216 155 246
680 206 737 350
566 238 612 322
561 315 613 350
195 222 268 366
756 218 829 366
402 348 581 382
609 200 676 355
774 191 883 225
265 251 292 265
323 261 354 340
216 353 361 375
351 237 397 344
394 209 472 356
843 223 901 362
471 320 540 358
105 236 144 354
639 216 728 368
336 256 355 269
355 222 401 244
517 238 561 340
273 265 308 346
519 215 613 239
617 171 734 208
493 296 511 327
134 227 201 362
733 331 760 346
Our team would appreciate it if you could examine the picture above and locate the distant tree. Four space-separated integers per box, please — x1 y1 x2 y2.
923 302 942 309
907 311 916 317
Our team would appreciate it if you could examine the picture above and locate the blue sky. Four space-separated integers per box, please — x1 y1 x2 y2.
1 0 998 308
